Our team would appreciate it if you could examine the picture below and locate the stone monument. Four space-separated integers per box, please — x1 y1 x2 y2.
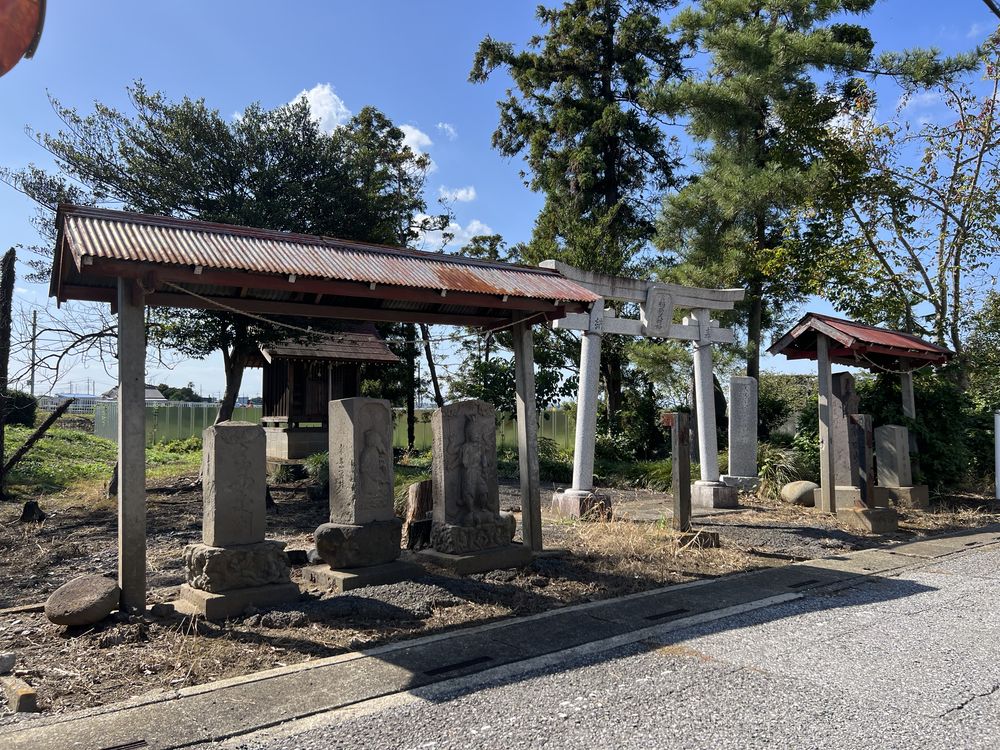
419 400 530 573
872 425 929 509
178 423 299 619
721 375 759 490
303 398 419 592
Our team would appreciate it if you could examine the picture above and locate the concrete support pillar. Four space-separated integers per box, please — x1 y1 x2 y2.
117 278 146 613
513 317 542 552
571 299 603 492
816 334 836 514
690 309 719 482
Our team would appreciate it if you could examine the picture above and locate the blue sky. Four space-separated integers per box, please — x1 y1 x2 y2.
0 1 996 398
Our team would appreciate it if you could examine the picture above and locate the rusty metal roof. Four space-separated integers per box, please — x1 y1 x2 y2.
55 205 600 304
768 312 953 370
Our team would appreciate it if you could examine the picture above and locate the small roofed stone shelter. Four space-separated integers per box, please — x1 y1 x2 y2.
247 324 399 460
768 312 953 513
50 204 600 612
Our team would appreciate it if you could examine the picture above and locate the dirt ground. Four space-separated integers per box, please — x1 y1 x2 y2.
1 476 998 720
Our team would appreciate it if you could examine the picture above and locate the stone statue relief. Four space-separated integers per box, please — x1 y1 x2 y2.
358 405 390 506
458 415 492 525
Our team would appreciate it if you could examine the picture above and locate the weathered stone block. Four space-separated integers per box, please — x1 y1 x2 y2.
837 506 898 534
691 481 738 509
430 513 516 554
183 541 292 593
314 518 402 568
44 574 120 626
727 376 758 479
831 373 860 488
202 422 266 547
328 398 394 525
875 425 912 488
431 400 500 526
550 489 612 519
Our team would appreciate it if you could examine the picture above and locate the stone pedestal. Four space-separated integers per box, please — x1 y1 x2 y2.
309 398 414 591
723 376 759 491
418 544 533 575
691 480 738 509
873 425 929 509
550 489 612 519
427 400 529 571
180 423 298 619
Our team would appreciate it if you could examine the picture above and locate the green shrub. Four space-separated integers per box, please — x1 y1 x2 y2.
304 451 329 491
757 442 800 501
4 390 36 427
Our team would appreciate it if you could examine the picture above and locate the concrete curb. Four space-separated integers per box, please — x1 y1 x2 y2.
2 525 999 749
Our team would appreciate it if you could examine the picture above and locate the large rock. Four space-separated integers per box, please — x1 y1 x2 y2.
45 575 119 626
781 480 818 507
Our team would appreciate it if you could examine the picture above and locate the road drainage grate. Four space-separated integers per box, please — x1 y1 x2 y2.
644 608 690 622
424 655 494 677
787 579 820 589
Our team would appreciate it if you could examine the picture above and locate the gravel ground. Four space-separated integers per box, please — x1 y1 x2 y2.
210 544 1000 750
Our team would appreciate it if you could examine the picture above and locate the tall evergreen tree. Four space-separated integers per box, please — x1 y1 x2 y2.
655 0 881 379
470 0 683 426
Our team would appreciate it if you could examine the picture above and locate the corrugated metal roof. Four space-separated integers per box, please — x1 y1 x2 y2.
58 205 600 304
810 314 952 356
768 312 953 369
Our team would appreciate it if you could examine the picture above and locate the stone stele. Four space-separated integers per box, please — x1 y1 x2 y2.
875 424 912 488
202 422 266 547
179 422 298 618
722 375 759 489
313 397 402 572
430 400 516 554
328 398 395 525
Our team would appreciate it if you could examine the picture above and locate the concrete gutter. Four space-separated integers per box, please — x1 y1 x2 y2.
3 525 999 750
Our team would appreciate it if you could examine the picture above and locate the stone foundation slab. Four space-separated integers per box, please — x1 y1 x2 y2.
417 544 533 575
301 560 423 593
176 582 300 620
720 475 760 492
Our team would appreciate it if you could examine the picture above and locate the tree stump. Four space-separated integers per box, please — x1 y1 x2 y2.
402 479 433 550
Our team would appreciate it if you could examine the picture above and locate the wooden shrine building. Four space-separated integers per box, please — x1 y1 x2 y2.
247 323 399 460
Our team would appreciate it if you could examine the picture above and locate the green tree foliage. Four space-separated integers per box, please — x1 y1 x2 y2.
964 290 1000 409
5 83 442 420
823 40 1000 384
155 382 209 403
655 0 891 379
470 0 683 428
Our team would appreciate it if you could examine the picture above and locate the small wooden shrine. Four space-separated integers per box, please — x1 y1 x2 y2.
247 322 398 460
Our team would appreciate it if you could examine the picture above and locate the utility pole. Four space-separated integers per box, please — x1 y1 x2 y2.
29 309 36 397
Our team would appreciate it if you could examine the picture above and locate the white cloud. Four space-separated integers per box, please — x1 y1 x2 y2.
400 124 433 152
436 122 458 140
292 83 352 132
898 90 941 112
438 185 477 202
968 21 993 39
416 216 493 252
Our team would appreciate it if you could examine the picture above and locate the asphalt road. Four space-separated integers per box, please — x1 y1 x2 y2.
209 545 1000 750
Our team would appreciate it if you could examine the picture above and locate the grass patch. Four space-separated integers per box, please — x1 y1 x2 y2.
3 428 202 496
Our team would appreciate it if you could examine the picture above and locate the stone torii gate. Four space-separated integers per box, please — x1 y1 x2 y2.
540 261 745 515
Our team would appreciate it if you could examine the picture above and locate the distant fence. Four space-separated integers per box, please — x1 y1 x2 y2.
94 401 575 451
